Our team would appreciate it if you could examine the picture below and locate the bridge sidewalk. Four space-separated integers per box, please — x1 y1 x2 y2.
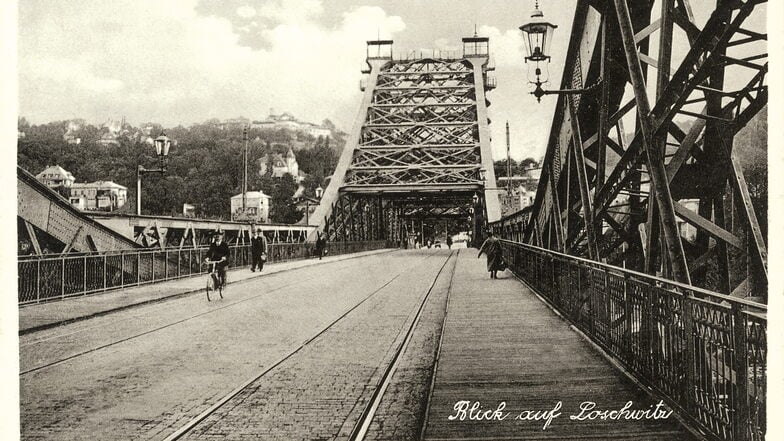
421 249 694 440
19 248 392 335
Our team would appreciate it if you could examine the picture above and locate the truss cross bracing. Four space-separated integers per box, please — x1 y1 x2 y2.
311 38 501 244
499 0 767 302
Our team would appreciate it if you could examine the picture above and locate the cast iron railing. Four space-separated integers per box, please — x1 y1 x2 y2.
18 241 389 305
499 239 765 441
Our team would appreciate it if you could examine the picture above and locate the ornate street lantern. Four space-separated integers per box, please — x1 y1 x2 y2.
519 1 557 65
520 1 600 102
520 1 559 101
154 133 171 159
138 133 173 215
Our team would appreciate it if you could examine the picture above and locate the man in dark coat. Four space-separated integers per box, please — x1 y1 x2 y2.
315 231 327 260
250 229 268 272
478 231 504 279
205 230 231 287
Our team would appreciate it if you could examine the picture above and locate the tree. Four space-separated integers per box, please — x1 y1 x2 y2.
519 157 539 171
494 158 516 178
268 173 302 224
17 118 344 223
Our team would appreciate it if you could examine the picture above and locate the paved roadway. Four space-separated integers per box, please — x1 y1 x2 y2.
20 249 451 440
20 248 694 440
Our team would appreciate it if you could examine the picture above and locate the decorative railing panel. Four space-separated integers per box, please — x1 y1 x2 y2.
18 241 389 305
499 239 766 441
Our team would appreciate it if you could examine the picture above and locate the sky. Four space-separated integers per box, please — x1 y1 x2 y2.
15 0 768 161
17 0 579 161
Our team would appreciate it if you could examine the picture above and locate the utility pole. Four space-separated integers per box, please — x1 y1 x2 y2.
242 125 249 212
506 121 511 198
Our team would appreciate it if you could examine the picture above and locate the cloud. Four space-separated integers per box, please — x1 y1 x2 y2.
18 0 406 130
478 25 525 67
236 6 257 18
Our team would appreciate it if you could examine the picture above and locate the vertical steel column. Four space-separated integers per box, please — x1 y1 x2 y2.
613 0 690 284
567 95 599 260
596 13 609 192
564 145 572 248
548 166 564 251
644 0 674 275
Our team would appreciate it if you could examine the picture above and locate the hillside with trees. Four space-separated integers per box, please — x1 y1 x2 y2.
17 118 345 223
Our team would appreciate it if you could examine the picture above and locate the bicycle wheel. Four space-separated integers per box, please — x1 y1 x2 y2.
206 275 214 302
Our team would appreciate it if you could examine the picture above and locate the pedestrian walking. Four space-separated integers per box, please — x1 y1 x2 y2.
446 235 453 249
477 231 504 279
315 231 327 260
250 229 268 272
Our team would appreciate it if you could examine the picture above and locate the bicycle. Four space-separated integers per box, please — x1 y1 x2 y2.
204 260 226 301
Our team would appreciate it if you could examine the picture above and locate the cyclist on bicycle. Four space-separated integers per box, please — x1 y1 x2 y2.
205 230 230 290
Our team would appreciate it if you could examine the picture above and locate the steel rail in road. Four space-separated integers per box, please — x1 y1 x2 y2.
348 249 456 441
162 250 448 441
19 253 391 376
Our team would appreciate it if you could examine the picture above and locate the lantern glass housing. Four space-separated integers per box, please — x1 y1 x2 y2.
154 134 171 157
519 8 557 63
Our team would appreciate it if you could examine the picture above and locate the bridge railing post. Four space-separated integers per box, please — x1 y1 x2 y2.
60 259 65 299
731 303 749 441
681 294 696 424
136 253 140 286
83 255 87 294
36 259 41 303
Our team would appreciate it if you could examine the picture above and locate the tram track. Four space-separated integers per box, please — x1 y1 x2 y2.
348 249 458 441
19 250 412 375
162 250 452 441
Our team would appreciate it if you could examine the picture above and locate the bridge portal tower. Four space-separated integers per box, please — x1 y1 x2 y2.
311 37 501 245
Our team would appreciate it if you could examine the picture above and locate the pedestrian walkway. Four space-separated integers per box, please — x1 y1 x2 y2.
19 248 392 334
421 249 694 440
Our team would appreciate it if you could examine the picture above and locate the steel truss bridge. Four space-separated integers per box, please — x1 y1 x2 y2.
490 1 768 438
311 37 501 244
492 0 768 303
16 1 768 439
17 167 314 256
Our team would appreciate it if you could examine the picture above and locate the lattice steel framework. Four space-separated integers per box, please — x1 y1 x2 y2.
312 38 501 243
511 0 767 300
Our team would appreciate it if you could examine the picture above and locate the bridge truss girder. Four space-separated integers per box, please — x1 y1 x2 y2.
314 39 501 244
519 0 767 300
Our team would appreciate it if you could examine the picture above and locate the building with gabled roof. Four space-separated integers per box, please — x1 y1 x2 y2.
36 165 75 189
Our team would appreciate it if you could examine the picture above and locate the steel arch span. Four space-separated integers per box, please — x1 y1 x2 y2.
311 38 501 246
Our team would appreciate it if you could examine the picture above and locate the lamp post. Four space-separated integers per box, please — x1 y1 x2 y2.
137 133 171 215
520 1 601 101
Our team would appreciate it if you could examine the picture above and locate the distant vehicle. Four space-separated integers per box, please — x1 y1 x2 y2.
434 241 442 248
